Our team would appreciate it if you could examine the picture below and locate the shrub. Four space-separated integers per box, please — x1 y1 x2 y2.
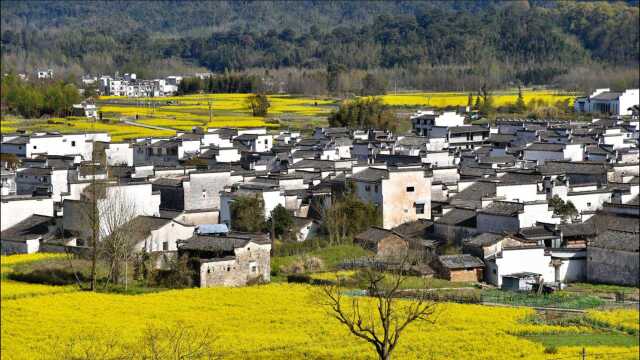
303 256 325 272
149 255 193 289
287 274 311 284
8 268 87 286
544 346 558 354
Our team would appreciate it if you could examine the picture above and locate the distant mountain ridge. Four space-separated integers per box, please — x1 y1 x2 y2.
1 1 638 87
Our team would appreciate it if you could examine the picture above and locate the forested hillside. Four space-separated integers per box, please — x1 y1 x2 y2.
1 1 638 91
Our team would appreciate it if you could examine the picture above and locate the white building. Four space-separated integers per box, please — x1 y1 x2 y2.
411 110 465 136
1 132 111 160
523 143 584 165
574 88 640 116
351 165 432 229
36 69 53 79
0 195 54 231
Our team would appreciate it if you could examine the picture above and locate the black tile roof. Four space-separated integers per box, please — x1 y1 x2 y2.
436 208 477 225
0 215 55 242
179 232 270 252
436 254 485 269
526 143 564 152
478 201 524 216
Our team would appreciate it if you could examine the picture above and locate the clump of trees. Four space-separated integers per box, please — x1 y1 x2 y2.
329 97 398 132
246 93 270 116
230 195 266 232
549 195 578 222
1 74 81 118
178 73 261 95
266 204 294 240
320 188 381 245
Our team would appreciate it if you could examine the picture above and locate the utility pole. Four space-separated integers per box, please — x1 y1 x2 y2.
581 347 586 360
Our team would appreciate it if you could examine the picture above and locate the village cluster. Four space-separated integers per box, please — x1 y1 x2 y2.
1 88 639 290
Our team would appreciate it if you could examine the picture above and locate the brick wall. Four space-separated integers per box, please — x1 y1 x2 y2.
448 268 483 282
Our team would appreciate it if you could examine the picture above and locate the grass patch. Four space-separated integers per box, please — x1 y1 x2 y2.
482 289 605 309
271 243 371 274
524 333 640 347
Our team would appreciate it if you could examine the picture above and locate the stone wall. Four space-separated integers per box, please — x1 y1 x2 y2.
199 242 271 287
587 247 639 286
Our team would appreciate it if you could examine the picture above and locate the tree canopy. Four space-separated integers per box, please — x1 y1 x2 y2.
1 1 637 91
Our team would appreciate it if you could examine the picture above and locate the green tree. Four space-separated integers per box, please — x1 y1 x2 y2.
479 84 495 116
549 195 578 222
473 95 481 110
361 73 387 96
266 204 294 240
321 188 381 245
329 97 398 131
515 86 526 113
246 93 270 117
230 195 266 232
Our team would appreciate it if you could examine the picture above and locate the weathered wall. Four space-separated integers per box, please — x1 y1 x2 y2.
587 247 640 286
200 242 271 287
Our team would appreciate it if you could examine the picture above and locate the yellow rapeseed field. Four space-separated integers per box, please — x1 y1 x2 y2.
587 309 640 334
2 255 638 359
379 90 576 108
1 253 77 300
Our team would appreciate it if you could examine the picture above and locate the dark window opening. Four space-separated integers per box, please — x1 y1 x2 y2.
406 186 415 192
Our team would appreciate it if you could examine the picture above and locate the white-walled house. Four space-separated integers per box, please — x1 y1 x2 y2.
105 143 134 166
0 214 56 254
476 201 558 233
574 88 640 116
523 143 583 165
219 182 286 227
15 167 70 202
351 165 432 229
411 110 465 136
129 216 195 253
466 234 585 287
1 132 110 160
62 182 161 243
0 195 54 231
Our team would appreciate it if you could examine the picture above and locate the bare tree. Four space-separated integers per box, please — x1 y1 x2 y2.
79 182 139 290
53 322 218 360
137 322 218 360
321 260 437 360
98 186 138 290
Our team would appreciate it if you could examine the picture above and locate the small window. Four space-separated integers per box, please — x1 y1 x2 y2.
492 269 497 274
202 190 207 199
227 266 231 272
71 141 76 147
365 185 371 192
207 268 211 274
251 265 257 273
162 242 168 251
415 203 425 214
374 185 379 193
406 186 415 192
33 145 37 149
587 202 592 207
